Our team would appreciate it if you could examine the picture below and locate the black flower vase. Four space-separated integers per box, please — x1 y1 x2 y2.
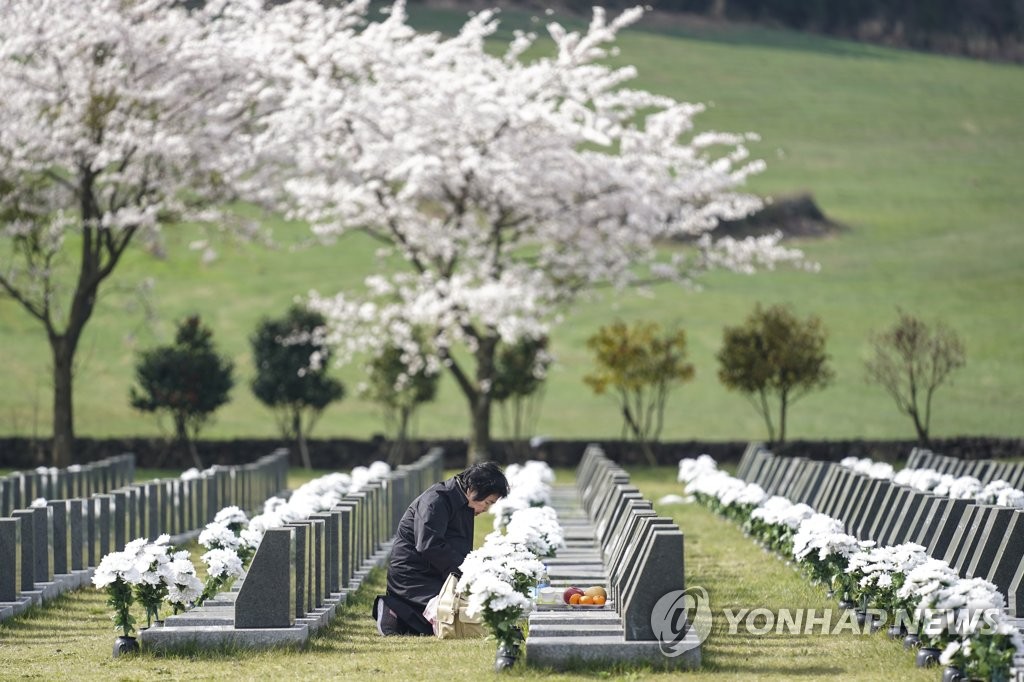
941 666 965 682
494 642 520 672
838 593 856 610
915 646 941 668
113 635 139 658
903 633 921 651
494 626 525 672
887 623 907 640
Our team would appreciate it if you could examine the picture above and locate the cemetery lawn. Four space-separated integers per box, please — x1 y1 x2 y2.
0 467 935 680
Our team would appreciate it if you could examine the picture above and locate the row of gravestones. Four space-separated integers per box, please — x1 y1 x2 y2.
139 448 445 652
0 449 289 622
526 445 701 671
0 454 134 517
906 448 1024 489
735 444 1024 617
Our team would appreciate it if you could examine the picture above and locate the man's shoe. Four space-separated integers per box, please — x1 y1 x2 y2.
375 597 401 636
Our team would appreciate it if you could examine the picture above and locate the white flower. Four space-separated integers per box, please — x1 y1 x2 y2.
201 548 244 580
214 506 248 526
30 497 47 508
199 522 240 551
92 550 143 588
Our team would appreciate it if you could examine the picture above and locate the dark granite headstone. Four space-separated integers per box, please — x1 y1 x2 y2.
1 478 11 517
47 501 68 575
866 482 900 542
112 491 128 551
31 505 54 583
876 488 912 545
96 495 112 558
946 504 992 572
984 511 1024 605
12 510 35 592
620 522 685 641
849 479 885 539
234 527 297 628
286 523 309 618
147 484 160 540
68 499 85 571
311 512 339 595
337 504 353 589
966 506 1015 580
926 498 971 559
0 517 21 600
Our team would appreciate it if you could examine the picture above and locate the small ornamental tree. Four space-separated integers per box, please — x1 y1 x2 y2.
362 337 440 465
864 310 966 446
250 306 345 470
716 304 834 444
584 321 695 465
130 316 234 468
492 337 552 461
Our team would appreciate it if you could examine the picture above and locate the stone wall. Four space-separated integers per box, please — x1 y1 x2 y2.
1 435 1020 470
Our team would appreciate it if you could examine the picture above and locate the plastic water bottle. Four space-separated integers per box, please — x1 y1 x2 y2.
536 564 550 603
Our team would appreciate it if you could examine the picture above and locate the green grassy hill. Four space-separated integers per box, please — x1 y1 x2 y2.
1 8 1022 443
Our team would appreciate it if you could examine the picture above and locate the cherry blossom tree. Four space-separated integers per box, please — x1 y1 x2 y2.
242 1 808 462
0 0 265 466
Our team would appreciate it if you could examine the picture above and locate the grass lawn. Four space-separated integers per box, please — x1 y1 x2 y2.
1 8 1022 447
0 467 937 680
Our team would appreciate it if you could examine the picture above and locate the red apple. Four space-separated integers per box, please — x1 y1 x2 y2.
563 586 584 604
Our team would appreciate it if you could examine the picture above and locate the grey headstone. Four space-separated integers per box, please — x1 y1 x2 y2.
945 504 993 572
96 495 112 558
889 489 926 545
865 482 900 542
0 517 22 600
147 484 160 540
1 478 10 517
234 527 297 628
337 504 353 589
11 473 26 511
620 522 684 641
113 491 128 551
68 499 85 571
849 479 886 539
876 487 912 545
47 501 68 575
926 498 972 559
311 512 339 595
31 505 54 583
286 523 308 618
966 507 1016 580
12 510 35 591
985 510 1024 602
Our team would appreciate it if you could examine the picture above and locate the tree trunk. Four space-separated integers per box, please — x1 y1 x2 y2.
175 414 203 469
466 335 499 464
50 338 75 469
468 392 493 465
294 410 311 470
911 409 930 447
778 392 788 444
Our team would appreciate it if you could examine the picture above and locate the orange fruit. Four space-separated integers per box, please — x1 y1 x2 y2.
579 595 594 605
568 593 582 605
593 595 606 606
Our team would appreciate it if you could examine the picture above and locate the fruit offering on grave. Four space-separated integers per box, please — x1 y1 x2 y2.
562 586 584 604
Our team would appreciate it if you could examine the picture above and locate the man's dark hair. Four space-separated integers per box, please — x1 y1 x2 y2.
457 461 509 500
